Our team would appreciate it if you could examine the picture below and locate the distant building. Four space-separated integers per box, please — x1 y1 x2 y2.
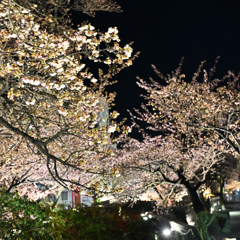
57 189 93 208
35 184 93 208
98 97 109 128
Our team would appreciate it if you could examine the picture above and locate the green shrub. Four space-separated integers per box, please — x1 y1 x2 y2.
0 192 157 240
0 192 61 239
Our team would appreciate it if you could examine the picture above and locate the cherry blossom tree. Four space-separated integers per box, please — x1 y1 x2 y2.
0 0 135 200
71 0 122 16
134 59 240 157
15 0 121 19
110 135 226 213
110 60 240 214
0 132 62 200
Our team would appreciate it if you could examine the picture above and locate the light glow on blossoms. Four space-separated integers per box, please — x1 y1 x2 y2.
113 63 240 213
108 124 117 133
0 0 136 200
22 77 41 86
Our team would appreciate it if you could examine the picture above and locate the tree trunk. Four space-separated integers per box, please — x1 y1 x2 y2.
183 180 205 213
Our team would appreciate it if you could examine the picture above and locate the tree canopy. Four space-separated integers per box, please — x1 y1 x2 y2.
1 1 240 214
0 0 135 200
111 61 240 213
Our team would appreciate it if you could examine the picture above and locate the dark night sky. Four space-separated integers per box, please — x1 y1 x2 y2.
71 0 240 125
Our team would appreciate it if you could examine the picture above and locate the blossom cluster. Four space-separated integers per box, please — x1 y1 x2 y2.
0 0 135 199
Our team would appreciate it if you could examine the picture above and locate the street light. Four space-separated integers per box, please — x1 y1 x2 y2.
162 228 171 236
161 221 195 238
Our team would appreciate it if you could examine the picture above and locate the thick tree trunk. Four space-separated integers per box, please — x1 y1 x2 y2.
183 180 205 213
